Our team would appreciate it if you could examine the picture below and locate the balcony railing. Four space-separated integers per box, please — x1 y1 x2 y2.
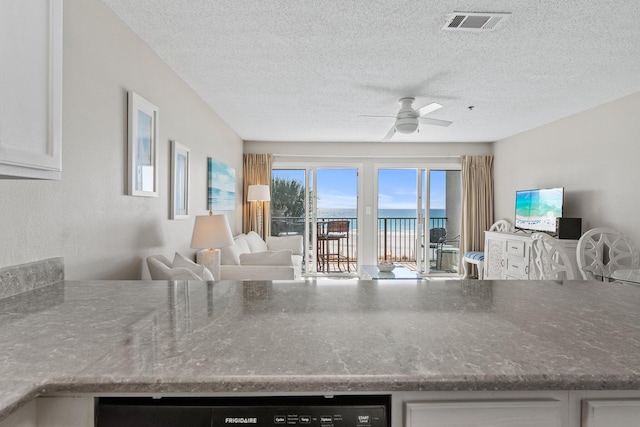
377 217 447 262
271 216 448 266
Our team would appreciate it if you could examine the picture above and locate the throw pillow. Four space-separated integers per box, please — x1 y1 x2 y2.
172 252 214 280
220 235 251 265
235 235 252 254
244 231 269 253
239 250 293 266
266 235 303 255
220 243 241 265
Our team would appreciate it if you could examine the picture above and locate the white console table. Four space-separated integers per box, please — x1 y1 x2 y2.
484 231 579 280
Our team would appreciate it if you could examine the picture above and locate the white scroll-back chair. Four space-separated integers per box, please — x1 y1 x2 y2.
531 233 576 280
462 219 513 279
576 227 640 280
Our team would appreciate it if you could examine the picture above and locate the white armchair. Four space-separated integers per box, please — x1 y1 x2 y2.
147 254 214 280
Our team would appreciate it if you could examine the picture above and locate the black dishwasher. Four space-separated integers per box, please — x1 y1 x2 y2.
96 395 390 427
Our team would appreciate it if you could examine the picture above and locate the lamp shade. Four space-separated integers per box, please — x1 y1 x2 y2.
247 184 271 202
190 213 234 249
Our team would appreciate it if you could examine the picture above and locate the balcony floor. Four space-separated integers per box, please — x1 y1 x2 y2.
313 260 459 276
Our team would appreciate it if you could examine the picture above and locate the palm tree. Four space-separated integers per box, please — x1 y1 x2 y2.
271 177 305 218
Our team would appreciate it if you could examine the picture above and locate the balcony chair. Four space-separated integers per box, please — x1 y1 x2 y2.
436 234 460 272
317 220 350 272
429 227 447 262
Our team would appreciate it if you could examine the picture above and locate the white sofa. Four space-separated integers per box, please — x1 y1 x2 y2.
199 231 304 280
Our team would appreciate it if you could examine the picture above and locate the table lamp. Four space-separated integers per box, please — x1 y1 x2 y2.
190 212 234 280
247 184 271 238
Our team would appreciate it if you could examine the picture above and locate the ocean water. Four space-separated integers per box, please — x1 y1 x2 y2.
317 208 447 231
208 188 235 211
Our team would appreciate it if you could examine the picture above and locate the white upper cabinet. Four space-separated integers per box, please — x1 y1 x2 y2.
0 0 62 179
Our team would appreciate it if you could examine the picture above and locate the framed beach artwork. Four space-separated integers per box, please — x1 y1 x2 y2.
127 91 159 197
207 158 235 211
170 140 190 219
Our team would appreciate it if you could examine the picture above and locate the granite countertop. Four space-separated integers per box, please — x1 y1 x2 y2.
2 278 640 419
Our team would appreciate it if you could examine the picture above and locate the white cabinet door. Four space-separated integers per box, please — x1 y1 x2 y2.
406 400 563 427
582 400 640 427
484 234 505 280
0 401 35 427
0 0 62 179
0 397 93 427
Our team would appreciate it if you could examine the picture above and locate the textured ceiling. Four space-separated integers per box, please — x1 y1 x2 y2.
100 0 640 143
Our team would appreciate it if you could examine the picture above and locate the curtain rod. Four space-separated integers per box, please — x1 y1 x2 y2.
271 154 462 159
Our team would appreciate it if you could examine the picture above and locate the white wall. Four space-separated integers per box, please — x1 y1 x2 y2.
0 0 243 279
494 91 640 245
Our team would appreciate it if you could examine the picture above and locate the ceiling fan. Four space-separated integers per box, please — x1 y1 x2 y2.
360 97 452 141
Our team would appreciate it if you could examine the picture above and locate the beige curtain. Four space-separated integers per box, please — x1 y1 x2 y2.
243 153 273 238
460 155 494 275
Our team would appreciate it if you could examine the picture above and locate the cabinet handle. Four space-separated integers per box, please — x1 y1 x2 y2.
501 259 504 267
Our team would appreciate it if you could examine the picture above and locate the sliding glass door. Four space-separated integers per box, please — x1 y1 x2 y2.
377 167 461 274
271 167 359 275
271 164 458 276
315 168 358 274
270 169 307 237
425 169 462 274
377 169 420 270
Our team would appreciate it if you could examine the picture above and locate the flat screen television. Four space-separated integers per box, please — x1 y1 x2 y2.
515 187 564 233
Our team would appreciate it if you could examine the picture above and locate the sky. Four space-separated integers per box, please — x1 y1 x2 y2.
272 168 446 210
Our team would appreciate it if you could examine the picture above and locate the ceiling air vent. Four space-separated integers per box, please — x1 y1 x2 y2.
442 12 511 32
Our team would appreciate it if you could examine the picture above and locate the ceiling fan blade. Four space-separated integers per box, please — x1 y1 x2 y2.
358 114 396 119
419 117 452 127
382 125 396 142
416 102 443 117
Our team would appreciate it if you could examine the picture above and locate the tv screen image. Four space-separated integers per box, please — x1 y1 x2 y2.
515 187 564 233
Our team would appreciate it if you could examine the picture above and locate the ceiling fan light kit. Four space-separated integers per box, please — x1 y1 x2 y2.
368 97 452 141
395 117 419 134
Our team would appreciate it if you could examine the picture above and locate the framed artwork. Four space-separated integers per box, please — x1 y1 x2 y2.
128 91 159 197
207 158 236 211
170 140 190 219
